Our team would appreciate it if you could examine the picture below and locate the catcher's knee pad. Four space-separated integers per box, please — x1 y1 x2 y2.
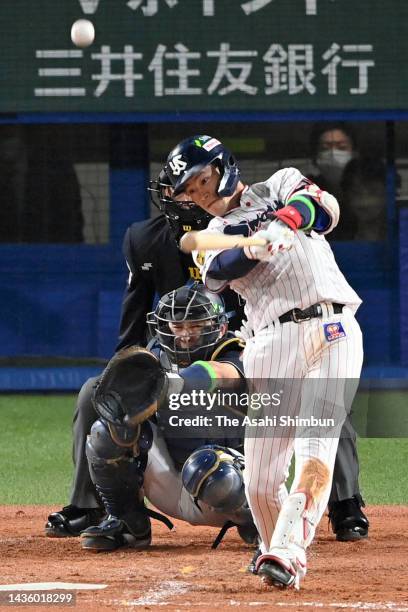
87 431 144 493
86 418 127 464
181 445 246 513
86 419 152 462
86 420 151 487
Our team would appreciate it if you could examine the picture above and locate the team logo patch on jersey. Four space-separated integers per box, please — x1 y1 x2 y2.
323 322 346 342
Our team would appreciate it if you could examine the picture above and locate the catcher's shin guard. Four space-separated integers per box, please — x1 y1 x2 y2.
84 417 157 551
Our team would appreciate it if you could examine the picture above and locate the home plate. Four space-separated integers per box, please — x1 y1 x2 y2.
0 583 107 591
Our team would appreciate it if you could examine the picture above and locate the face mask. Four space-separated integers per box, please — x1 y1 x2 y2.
316 149 353 183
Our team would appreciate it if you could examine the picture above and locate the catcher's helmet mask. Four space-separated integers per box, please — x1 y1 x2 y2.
148 169 211 243
147 283 228 368
164 135 240 199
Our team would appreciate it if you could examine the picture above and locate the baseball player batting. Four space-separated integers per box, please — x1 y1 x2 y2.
162 135 364 589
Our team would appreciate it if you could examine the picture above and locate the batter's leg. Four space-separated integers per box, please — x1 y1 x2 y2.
242 329 298 557
256 309 364 587
244 433 294 554
257 437 340 588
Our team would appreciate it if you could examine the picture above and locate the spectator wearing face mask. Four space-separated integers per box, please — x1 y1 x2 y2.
308 122 358 240
309 122 357 196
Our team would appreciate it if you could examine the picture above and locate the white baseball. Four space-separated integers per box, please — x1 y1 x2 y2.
71 19 95 48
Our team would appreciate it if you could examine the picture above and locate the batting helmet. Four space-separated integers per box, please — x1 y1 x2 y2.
164 135 240 198
147 283 227 367
148 168 211 243
182 445 246 513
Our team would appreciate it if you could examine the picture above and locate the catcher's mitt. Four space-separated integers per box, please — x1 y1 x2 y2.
92 346 167 426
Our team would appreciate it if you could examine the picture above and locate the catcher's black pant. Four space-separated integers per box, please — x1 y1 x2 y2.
69 377 362 509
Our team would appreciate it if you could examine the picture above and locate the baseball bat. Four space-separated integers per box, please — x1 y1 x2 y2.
180 231 268 253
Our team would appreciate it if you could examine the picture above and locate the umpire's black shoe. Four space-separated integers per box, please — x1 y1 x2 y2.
45 505 104 538
81 514 151 552
328 495 369 542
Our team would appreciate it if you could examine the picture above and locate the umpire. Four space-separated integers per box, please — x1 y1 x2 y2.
45 171 368 542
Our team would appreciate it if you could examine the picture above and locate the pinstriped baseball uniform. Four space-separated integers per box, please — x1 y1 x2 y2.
199 168 361 321
195 167 364 569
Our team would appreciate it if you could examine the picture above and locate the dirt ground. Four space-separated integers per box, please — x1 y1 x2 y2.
0 505 407 611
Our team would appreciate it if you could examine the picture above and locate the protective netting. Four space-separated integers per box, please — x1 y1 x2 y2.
0 0 405 369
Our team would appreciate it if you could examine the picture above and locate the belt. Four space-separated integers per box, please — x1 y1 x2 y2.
279 303 344 324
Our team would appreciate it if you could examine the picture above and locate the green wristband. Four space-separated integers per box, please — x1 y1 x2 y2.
193 360 217 392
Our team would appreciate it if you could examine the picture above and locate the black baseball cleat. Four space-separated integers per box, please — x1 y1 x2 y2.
81 514 151 552
45 505 104 537
247 546 262 574
328 495 369 541
257 559 296 588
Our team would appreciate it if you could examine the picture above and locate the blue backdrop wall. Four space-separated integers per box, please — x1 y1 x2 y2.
0 113 405 390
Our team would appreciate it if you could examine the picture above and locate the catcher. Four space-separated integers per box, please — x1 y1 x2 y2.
79 283 257 551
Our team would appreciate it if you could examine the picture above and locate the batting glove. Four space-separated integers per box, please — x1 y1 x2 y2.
244 220 295 261
243 231 274 261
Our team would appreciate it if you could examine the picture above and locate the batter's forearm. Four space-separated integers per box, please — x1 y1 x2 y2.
206 248 258 281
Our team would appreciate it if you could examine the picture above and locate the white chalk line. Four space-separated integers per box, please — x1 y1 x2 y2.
120 580 190 606
0 582 107 591
10 582 401 612
237 603 408 611
119 592 408 611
